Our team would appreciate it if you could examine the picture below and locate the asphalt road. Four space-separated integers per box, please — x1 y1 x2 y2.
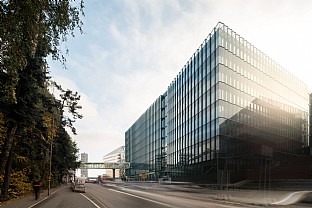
31 183 256 208
2 180 311 208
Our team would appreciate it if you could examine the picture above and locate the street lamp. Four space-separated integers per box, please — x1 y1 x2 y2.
48 117 54 196
48 138 52 195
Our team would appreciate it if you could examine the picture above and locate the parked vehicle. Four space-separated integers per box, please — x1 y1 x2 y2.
70 177 86 193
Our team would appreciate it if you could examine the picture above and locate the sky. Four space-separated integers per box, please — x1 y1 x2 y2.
49 0 312 176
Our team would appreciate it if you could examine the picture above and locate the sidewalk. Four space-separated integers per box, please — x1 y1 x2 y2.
214 189 312 206
0 184 68 208
122 182 312 206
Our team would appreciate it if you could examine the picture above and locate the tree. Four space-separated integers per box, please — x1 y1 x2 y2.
52 127 79 181
53 82 83 135
0 0 84 200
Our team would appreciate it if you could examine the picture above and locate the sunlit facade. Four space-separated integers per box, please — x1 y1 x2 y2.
125 22 310 182
103 146 125 178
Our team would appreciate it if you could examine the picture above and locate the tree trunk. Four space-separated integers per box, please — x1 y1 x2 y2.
0 143 14 201
0 123 17 176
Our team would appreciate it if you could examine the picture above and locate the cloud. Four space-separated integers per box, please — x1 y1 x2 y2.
49 0 312 171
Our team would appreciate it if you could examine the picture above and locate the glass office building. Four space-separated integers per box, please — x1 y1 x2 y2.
125 94 168 180
125 22 310 183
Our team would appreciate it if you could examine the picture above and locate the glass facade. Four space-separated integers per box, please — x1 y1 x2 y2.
125 94 167 180
125 22 310 183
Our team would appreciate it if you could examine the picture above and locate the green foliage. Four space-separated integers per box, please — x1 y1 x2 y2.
0 0 84 201
53 128 79 171
53 82 83 135
0 169 33 198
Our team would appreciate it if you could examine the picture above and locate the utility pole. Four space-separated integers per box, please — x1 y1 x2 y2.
48 117 54 196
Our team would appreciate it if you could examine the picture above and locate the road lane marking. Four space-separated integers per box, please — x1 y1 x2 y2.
109 188 173 207
272 191 312 205
113 187 257 208
86 192 109 208
28 185 68 208
80 193 101 208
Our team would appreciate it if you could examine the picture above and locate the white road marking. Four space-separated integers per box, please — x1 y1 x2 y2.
87 191 109 208
28 185 68 208
109 188 174 207
113 187 257 208
80 193 101 208
272 191 312 205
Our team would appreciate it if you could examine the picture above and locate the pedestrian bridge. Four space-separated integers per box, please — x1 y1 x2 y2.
79 162 130 169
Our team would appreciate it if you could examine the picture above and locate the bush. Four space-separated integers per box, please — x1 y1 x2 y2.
0 169 33 198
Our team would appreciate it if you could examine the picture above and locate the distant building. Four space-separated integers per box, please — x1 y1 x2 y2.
103 146 125 179
125 22 311 183
80 152 88 177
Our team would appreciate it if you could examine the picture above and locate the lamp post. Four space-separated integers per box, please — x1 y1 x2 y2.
48 139 52 195
48 117 54 196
